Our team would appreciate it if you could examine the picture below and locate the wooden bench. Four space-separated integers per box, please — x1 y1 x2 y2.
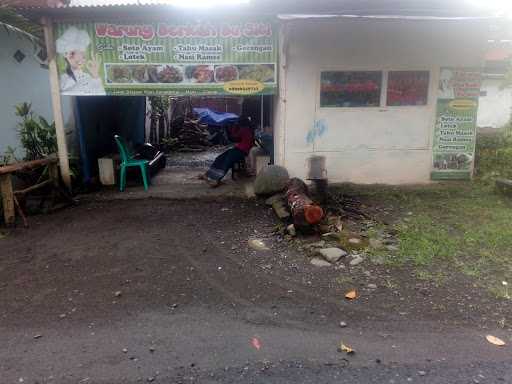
0 157 60 226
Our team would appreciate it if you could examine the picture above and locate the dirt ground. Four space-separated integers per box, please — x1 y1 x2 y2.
1 198 511 383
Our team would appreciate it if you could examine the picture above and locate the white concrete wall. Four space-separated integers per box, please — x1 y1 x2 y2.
478 78 512 128
0 31 75 159
275 19 487 184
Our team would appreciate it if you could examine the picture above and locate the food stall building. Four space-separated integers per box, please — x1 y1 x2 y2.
15 0 494 186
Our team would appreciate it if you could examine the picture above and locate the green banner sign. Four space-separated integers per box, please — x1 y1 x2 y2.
431 68 481 180
54 20 277 96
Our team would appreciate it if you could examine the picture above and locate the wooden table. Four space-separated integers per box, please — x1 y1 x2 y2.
0 157 59 226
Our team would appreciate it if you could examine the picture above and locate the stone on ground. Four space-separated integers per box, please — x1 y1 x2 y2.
496 178 512 196
369 238 383 249
317 247 347 263
248 239 270 251
286 224 296 236
349 254 364 266
254 165 290 196
310 257 332 267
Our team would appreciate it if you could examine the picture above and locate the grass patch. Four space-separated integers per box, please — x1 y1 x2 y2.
332 182 512 292
396 216 458 266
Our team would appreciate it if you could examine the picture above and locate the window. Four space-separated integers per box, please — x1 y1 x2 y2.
320 71 382 108
386 71 429 106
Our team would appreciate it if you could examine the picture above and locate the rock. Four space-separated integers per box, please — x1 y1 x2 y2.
317 247 347 263
418 371 426 376
147 377 155 382
368 283 377 289
248 239 270 251
254 165 290 196
369 238 383 249
386 245 399 252
33 334 42 339
149 347 155 353
265 194 284 206
322 232 341 240
271 200 291 220
122 348 128 353
349 255 364 266
348 238 362 245
372 255 386 265
310 257 332 267
496 178 512 196
339 321 348 328
59 313 67 319
287 224 296 237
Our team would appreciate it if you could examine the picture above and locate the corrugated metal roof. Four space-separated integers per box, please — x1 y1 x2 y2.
69 0 137 6
68 0 180 6
7 0 503 20
6 0 250 8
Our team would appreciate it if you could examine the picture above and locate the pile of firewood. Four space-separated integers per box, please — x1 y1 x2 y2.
164 118 211 152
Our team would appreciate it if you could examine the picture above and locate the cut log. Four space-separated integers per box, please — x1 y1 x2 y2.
285 178 324 227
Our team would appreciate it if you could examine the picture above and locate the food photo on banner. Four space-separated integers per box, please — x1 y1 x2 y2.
54 20 277 96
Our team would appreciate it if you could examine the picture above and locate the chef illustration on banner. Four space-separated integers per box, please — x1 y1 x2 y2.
56 26 105 95
438 68 455 99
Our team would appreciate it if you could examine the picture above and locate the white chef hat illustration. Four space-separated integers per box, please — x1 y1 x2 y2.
56 26 91 54
439 68 452 81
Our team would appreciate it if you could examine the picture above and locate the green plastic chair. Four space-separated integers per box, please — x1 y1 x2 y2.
114 135 149 192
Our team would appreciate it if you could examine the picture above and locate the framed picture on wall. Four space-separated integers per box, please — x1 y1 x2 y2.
386 71 430 106
320 71 382 108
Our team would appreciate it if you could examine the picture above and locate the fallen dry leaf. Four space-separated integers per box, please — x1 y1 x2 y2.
251 337 262 350
486 335 506 346
345 290 357 300
339 342 355 354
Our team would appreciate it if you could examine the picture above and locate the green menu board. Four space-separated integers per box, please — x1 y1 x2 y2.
431 68 481 180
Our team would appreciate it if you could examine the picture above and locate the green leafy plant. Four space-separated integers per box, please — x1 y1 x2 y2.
1 146 18 166
474 114 512 184
148 96 170 116
0 5 43 45
15 102 57 161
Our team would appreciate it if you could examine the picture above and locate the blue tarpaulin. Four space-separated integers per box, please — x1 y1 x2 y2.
193 108 239 127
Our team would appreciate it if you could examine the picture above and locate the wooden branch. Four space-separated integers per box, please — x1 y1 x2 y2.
13 195 28 228
0 157 57 175
14 179 52 195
